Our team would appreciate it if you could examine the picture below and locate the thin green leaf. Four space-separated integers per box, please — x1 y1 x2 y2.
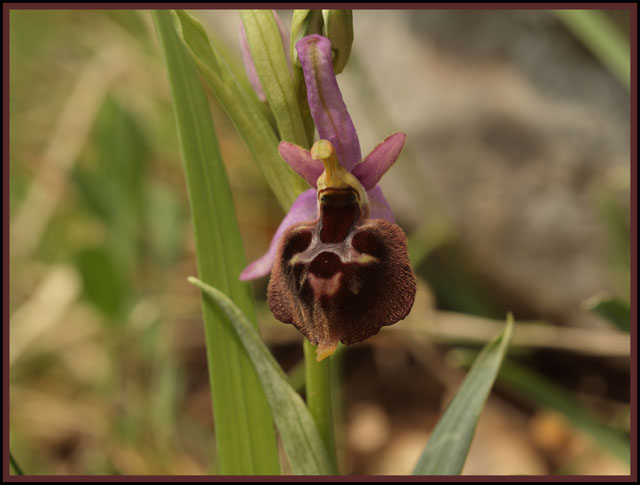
174 9 274 126
74 246 126 321
188 277 334 476
241 10 309 147
10 451 25 476
413 313 514 475
584 295 631 332
174 10 306 211
174 9 221 77
153 11 280 475
555 10 630 89
497 360 630 464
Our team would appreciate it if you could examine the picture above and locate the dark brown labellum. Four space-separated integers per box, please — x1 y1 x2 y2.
268 190 416 359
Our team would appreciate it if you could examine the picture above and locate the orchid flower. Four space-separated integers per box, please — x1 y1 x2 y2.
240 33 416 360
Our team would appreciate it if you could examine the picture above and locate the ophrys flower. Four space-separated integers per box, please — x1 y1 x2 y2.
241 33 416 360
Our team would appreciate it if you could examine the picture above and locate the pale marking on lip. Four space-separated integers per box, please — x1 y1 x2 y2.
356 253 378 264
308 271 342 302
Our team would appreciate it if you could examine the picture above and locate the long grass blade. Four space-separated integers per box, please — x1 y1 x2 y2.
175 10 307 211
555 10 630 89
153 11 280 475
10 452 25 476
188 277 334 476
412 314 514 475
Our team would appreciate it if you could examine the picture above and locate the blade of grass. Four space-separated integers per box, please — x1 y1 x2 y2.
174 10 307 211
413 314 514 475
153 11 280 475
10 451 25 476
241 10 309 147
188 277 334 475
555 10 630 89
583 294 631 332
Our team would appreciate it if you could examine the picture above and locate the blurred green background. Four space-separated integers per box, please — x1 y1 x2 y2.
9 9 631 475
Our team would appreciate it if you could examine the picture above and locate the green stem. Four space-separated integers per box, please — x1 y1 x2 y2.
303 340 338 473
10 452 25 476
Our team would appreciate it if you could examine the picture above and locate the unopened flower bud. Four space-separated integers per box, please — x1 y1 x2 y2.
322 10 353 74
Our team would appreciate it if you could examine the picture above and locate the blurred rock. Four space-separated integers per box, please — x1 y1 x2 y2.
341 10 629 327
347 401 391 454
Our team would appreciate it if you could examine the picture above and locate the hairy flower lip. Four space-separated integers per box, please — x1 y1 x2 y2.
268 216 416 360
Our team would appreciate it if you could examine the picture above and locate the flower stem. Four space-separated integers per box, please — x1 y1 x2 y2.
303 340 338 473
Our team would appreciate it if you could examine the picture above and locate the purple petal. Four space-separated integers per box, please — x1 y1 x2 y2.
296 35 361 171
239 22 266 102
279 141 324 188
367 184 395 223
240 189 318 280
352 133 406 190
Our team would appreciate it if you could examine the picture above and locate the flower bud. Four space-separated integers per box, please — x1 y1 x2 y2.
322 10 353 74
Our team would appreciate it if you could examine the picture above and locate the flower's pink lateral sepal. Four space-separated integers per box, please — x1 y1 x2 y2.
278 141 324 188
296 35 361 171
352 132 406 191
239 189 317 281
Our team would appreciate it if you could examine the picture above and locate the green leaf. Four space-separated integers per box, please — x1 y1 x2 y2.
173 9 221 77
105 10 148 41
413 313 514 475
584 295 630 332
241 10 309 147
174 10 307 211
497 360 630 465
75 246 126 321
153 11 280 475
555 10 630 90
10 451 25 476
188 277 334 476
73 95 148 271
